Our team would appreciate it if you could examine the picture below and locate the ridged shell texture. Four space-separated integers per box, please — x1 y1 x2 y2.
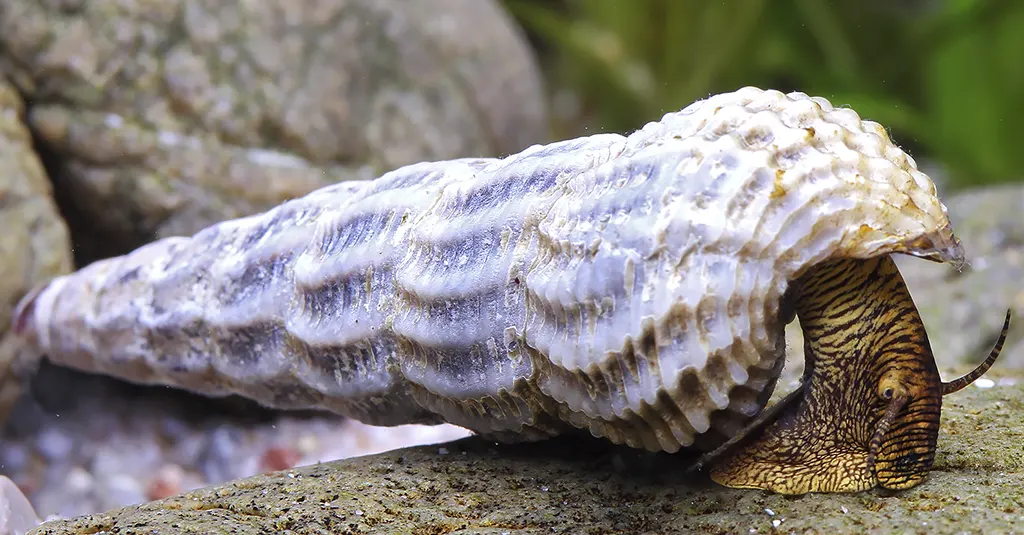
16 87 961 453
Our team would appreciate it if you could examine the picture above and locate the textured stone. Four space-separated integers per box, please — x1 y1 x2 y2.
0 0 547 262
0 78 73 421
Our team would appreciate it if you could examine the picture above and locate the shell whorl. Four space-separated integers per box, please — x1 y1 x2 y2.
14 87 962 453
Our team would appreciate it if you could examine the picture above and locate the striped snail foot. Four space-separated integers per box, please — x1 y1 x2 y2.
706 384 876 494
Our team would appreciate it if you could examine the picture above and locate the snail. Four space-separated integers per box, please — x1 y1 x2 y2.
692 258 1008 493
9 87 1006 495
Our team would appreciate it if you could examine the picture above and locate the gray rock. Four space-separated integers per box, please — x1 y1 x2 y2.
0 475 41 535
0 0 553 521
0 79 73 422
0 0 547 261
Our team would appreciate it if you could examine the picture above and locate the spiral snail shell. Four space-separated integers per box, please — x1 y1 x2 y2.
11 87 1005 494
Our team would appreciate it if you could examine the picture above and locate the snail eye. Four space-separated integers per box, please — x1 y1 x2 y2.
882 388 894 400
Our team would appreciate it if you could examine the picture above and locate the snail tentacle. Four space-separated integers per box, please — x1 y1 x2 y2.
865 393 909 472
941 309 1011 396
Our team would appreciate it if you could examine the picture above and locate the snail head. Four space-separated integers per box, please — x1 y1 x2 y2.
867 309 1010 489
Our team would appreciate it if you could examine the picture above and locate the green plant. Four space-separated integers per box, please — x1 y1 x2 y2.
504 0 1024 188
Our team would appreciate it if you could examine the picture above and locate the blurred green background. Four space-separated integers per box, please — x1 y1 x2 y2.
501 0 1024 189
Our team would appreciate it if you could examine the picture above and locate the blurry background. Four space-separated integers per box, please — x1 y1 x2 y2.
503 0 1024 188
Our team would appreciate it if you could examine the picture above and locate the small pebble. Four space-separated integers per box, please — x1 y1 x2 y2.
146 464 185 501
36 428 74 461
260 446 302 472
172 434 208 467
103 113 124 128
64 467 93 494
104 473 146 507
200 426 247 481
0 443 31 471
160 417 192 440
91 440 143 475
974 378 995 389
296 433 320 456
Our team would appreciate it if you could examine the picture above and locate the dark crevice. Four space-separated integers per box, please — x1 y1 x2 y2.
27 125 152 268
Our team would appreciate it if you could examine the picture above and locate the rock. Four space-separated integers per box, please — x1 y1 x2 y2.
0 475 41 535
27 381 1024 535
0 0 547 262
0 79 73 421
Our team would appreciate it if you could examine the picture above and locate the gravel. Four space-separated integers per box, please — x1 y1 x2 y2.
0 363 470 521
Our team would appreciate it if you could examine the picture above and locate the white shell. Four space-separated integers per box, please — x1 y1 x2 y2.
14 87 963 453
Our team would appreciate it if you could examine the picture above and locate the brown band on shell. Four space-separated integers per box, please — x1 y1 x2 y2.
11 284 45 336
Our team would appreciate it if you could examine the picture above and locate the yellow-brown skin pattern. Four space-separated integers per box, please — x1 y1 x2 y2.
707 255 1003 494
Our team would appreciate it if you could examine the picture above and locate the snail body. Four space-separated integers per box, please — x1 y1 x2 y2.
11 87 1000 493
703 256 1008 493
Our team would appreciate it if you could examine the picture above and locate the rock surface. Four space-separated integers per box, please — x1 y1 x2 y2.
0 79 73 421
0 0 547 262
26 380 1024 535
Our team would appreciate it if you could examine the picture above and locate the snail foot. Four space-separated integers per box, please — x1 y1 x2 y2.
707 389 875 494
